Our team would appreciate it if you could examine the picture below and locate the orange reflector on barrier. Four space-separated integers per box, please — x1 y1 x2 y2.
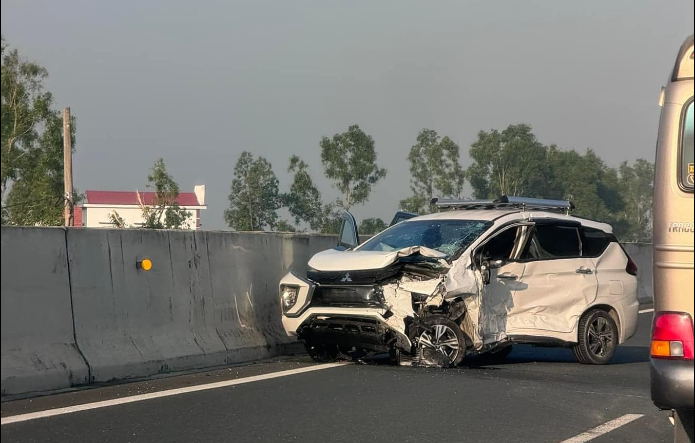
141 259 152 271
136 258 153 271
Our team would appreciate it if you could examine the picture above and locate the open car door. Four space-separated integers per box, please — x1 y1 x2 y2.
389 211 417 227
337 212 360 249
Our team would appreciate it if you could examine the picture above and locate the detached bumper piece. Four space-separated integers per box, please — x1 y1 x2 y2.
298 315 404 353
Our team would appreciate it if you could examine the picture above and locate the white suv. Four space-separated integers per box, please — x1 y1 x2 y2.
279 197 640 367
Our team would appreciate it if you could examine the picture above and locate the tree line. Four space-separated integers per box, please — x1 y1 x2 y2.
1 36 654 241
225 123 653 242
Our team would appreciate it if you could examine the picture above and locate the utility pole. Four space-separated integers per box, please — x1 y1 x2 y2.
63 107 73 227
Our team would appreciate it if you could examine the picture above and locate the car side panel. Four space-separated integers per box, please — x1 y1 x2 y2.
592 242 640 343
507 258 598 334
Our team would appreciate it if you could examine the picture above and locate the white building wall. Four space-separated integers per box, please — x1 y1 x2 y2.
83 206 202 230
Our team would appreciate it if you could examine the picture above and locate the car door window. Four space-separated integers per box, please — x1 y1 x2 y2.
389 211 417 227
480 227 520 261
581 228 611 257
338 212 359 249
523 225 581 259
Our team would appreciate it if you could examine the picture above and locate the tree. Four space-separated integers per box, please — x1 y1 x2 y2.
108 210 128 228
546 147 624 224
224 151 281 231
4 111 77 225
399 129 465 214
320 124 386 210
467 124 549 199
284 155 342 233
285 155 324 230
139 158 191 229
1 35 77 226
616 159 654 242
274 220 296 232
358 217 387 235
1 35 53 201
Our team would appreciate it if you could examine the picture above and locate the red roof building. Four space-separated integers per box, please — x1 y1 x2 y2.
77 185 206 229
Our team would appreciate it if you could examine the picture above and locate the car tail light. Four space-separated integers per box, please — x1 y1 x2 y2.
625 253 638 276
651 312 694 360
618 244 638 276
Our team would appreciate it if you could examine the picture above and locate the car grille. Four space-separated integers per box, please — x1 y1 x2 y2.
311 285 384 307
307 264 401 285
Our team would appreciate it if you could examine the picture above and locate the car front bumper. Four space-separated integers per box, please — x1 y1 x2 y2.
283 307 412 352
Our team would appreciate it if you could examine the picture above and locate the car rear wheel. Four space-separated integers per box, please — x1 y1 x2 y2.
573 309 618 365
415 315 466 368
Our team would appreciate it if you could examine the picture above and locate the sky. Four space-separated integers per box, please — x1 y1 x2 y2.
2 0 693 230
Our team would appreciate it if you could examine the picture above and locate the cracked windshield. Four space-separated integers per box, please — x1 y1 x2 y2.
358 220 492 256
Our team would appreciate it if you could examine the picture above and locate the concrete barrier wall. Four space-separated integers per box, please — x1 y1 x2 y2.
67 229 336 383
1 228 89 395
0 225 652 396
67 229 227 382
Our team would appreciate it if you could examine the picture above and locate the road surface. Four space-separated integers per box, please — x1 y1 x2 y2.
1 311 670 443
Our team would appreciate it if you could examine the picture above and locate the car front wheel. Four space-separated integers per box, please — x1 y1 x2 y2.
573 309 618 365
415 315 467 367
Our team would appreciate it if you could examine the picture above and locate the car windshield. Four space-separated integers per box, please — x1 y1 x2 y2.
358 219 493 256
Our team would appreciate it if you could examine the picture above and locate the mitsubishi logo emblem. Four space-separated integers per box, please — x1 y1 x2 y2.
340 272 353 282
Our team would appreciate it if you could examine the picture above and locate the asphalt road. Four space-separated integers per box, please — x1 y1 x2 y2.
2 311 671 443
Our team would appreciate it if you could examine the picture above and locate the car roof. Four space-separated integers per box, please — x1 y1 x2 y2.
407 209 613 233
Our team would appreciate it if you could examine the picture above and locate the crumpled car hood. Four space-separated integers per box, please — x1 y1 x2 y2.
307 246 447 271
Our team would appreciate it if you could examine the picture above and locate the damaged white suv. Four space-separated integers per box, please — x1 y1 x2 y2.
279 197 640 367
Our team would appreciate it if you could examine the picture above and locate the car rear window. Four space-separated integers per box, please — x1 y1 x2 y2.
581 228 611 257
523 225 581 259
682 100 694 191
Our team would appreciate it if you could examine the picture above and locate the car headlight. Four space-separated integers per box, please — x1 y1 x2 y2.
280 285 299 313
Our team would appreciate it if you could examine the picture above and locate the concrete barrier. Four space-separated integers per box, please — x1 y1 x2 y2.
0 225 656 396
67 229 229 382
1 227 89 395
66 229 337 383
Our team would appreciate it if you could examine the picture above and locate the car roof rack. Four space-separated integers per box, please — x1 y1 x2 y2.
432 196 575 214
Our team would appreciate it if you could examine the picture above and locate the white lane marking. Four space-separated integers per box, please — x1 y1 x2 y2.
639 308 654 314
1 363 348 426
559 414 644 443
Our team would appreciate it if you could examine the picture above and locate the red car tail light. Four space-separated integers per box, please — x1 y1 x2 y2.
651 312 694 360
625 255 638 276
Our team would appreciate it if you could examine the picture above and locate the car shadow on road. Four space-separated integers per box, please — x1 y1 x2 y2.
461 344 649 368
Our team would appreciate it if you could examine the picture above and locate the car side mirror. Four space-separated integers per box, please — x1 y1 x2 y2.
488 259 505 269
480 261 492 285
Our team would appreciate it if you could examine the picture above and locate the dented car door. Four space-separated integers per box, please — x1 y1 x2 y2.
475 224 530 344
506 223 599 335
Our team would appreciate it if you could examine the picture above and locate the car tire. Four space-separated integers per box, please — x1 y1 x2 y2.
573 309 618 365
416 315 467 367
